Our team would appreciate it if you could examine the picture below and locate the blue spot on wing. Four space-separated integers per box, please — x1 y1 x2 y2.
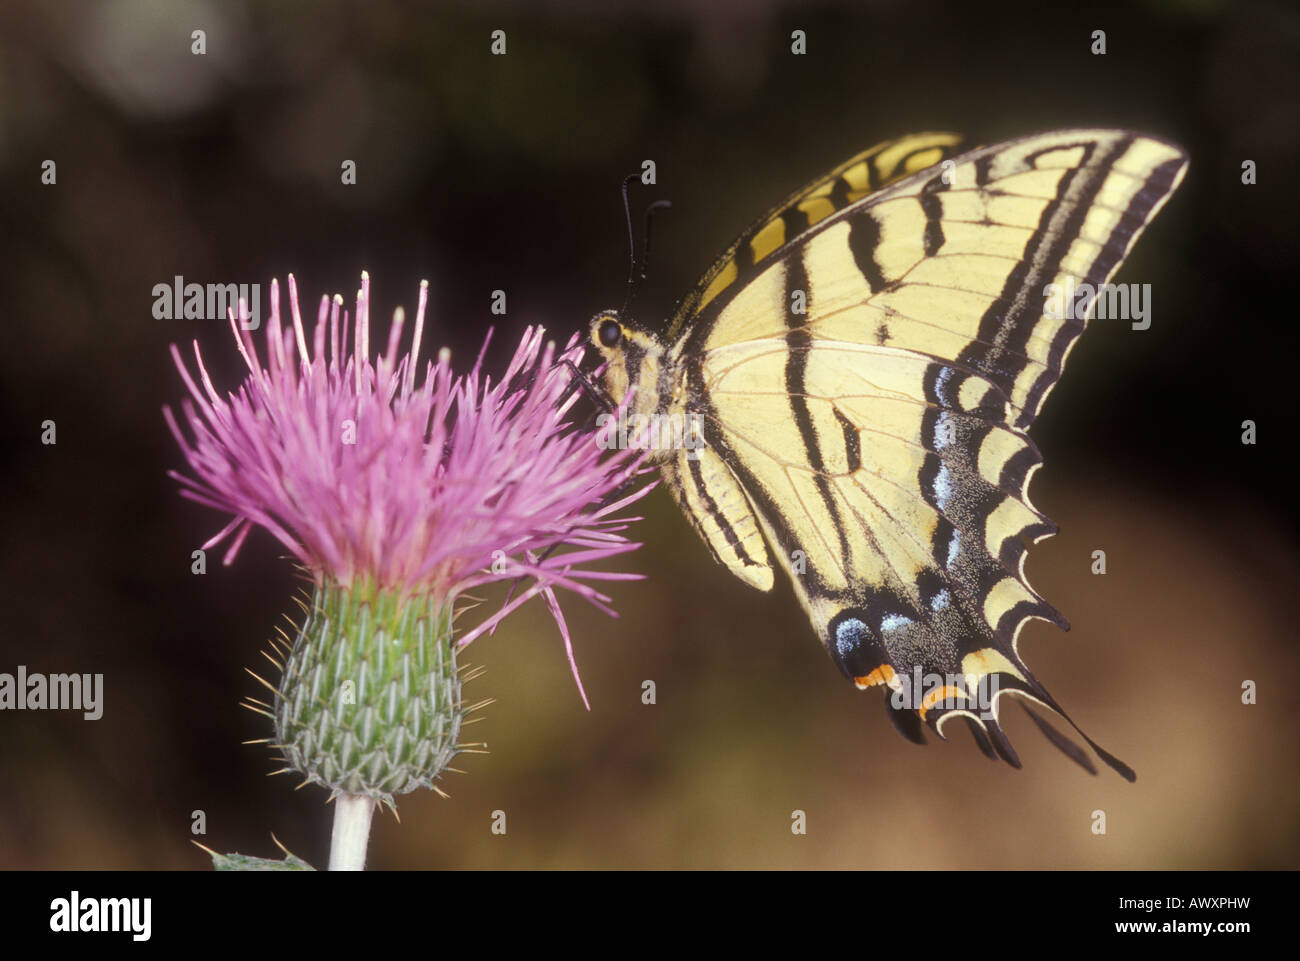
935 366 956 403
835 617 871 661
933 464 952 510
829 610 887 678
934 411 953 450
880 613 914 633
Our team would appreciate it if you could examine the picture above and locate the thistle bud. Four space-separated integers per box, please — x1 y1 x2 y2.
273 580 465 805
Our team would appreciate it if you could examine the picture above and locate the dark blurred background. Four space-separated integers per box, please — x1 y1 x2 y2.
1 0 1297 869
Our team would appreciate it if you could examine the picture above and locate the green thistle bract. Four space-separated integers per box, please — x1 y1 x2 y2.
273 580 468 806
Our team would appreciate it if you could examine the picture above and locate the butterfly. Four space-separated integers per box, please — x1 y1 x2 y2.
589 130 1187 779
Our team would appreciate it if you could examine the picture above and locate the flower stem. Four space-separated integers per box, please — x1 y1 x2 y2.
328 794 376 871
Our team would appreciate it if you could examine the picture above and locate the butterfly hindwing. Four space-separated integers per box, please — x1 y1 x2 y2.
662 446 774 592
695 334 1075 755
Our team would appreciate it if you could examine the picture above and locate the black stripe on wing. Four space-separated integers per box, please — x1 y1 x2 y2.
669 133 966 344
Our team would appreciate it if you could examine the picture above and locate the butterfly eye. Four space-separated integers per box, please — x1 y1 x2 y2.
598 318 623 347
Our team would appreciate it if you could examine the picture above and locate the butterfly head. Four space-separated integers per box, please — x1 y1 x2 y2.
587 310 669 419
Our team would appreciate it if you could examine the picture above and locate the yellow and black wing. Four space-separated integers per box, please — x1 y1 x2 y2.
657 132 966 594
668 129 1187 776
668 132 966 342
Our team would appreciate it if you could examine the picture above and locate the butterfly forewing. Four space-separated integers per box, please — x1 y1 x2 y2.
668 132 966 339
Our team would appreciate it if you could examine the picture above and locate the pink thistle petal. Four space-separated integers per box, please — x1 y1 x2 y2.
539 576 590 711
166 272 652 703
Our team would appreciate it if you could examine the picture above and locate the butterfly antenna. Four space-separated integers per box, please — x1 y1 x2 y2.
619 173 640 316
639 199 672 282
619 173 673 316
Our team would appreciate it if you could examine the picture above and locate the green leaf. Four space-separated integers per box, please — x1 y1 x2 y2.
199 842 316 871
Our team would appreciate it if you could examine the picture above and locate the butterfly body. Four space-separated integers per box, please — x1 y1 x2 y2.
591 130 1187 778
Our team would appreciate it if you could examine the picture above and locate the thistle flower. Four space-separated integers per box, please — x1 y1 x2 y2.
165 272 648 866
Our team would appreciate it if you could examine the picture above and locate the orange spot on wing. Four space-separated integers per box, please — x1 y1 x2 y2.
918 685 970 721
854 665 896 690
